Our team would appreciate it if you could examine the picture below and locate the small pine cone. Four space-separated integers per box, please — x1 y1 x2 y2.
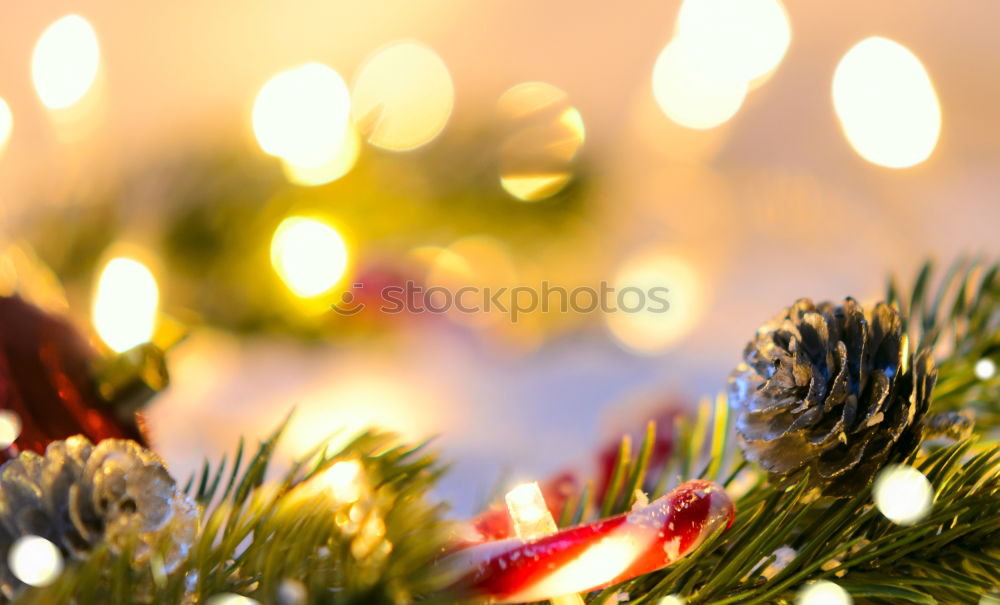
0 436 197 600
728 298 937 497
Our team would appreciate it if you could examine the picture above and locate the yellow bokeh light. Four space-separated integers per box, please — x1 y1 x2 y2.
32 14 100 110
675 0 791 83
606 249 704 355
497 82 585 202
351 40 454 151
270 217 349 298
796 580 853 605
0 410 21 449
652 38 747 130
282 124 361 186
873 464 933 525
9 535 64 587
284 363 447 458
92 257 159 353
424 236 518 326
500 174 573 201
832 37 941 168
321 460 365 504
0 98 12 152
253 63 352 170
205 594 260 605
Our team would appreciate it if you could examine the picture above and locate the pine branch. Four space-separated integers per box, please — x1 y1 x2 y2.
13 425 454 605
579 396 1000 604
888 258 1000 431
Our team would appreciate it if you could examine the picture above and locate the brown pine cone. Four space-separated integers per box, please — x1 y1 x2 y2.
728 298 936 496
0 436 197 601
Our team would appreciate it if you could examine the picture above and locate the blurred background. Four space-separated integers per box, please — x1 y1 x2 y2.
0 0 997 514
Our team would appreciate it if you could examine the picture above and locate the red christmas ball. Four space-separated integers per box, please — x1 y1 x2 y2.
0 295 146 463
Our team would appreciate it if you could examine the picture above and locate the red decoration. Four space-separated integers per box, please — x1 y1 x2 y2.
0 296 145 463
446 479 734 603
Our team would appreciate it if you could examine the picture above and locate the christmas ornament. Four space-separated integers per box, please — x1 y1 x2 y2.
0 296 155 463
446 479 733 603
0 436 197 600
728 298 936 496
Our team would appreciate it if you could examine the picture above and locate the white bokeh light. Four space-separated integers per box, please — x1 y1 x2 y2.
32 15 101 110
0 410 21 449
253 63 352 168
351 40 454 151
796 580 853 605
270 217 349 298
92 257 159 353
832 37 941 168
320 460 364 504
873 464 934 525
606 249 705 354
652 38 747 130
9 535 64 587
974 358 996 380
675 0 791 82
0 98 12 152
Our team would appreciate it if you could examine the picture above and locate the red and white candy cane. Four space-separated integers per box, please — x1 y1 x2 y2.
446 479 734 603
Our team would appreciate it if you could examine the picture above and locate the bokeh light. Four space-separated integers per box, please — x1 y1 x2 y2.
497 82 585 202
656 597 685 605
652 0 789 129
873 464 933 525
0 98 12 153
832 37 941 168
321 460 364 504
796 580 852 605
351 40 454 151
9 535 64 587
675 0 791 83
282 125 361 186
93 257 159 353
652 38 747 130
606 249 704 355
205 594 260 605
284 363 445 457
270 217 349 298
31 14 100 110
423 236 518 327
253 63 352 173
0 410 21 449
278 580 308 605
974 358 996 380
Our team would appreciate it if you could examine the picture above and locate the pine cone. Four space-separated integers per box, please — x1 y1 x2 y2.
0 436 197 600
728 298 936 496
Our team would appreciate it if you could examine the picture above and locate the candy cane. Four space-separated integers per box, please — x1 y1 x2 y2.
445 479 734 603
